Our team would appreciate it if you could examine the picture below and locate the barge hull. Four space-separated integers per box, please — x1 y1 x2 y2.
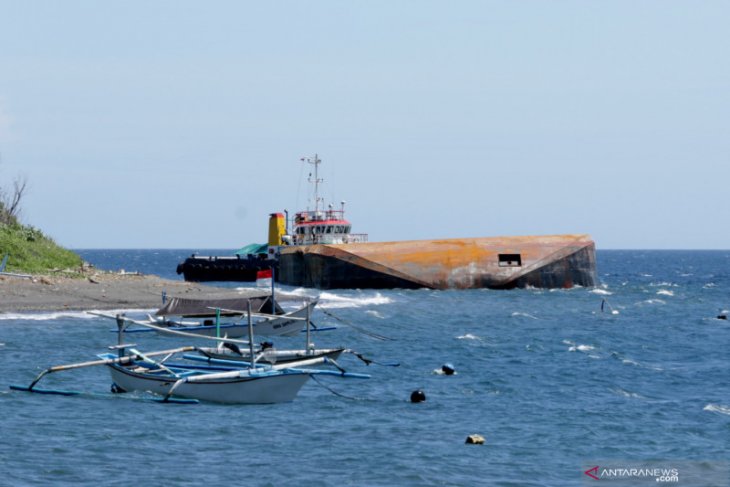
176 255 275 282
278 234 596 290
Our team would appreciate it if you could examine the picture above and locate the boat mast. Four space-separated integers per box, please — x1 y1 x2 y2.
304 154 323 213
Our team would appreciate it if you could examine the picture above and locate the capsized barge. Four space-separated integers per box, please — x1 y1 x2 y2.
276 234 596 290
177 154 597 289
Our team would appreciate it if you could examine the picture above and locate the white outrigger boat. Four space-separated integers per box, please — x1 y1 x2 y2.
98 349 315 404
147 297 318 338
10 310 369 404
195 342 346 365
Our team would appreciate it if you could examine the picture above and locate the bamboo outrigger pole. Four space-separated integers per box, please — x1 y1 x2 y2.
14 346 197 393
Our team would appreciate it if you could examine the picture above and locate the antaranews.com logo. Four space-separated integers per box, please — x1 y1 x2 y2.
583 465 679 483
582 461 729 486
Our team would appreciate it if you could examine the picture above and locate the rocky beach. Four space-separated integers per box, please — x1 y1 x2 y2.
0 271 229 313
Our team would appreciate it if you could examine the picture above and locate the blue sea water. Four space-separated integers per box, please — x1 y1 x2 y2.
1 250 729 486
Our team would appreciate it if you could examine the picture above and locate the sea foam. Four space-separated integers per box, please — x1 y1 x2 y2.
703 404 730 416
0 309 152 321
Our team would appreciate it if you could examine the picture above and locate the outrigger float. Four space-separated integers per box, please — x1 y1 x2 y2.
177 155 597 289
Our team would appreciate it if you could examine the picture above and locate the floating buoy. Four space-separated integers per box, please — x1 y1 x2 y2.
465 434 485 445
441 363 455 375
410 389 426 403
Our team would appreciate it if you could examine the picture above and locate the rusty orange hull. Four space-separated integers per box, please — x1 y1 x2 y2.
278 234 596 289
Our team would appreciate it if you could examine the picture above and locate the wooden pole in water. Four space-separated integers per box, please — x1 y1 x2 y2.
215 308 221 338
306 301 312 356
247 300 255 370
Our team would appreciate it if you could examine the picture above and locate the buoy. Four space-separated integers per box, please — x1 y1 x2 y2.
465 434 485 445
410 390 426 403
441 363 455 375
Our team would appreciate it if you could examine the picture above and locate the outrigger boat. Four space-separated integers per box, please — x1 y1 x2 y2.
11 310 369 404
150 298 318 338
195 341 346 365
88 293 389 370
121 291 325 338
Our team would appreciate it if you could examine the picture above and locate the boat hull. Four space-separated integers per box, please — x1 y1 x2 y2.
154 302 316 338
176 255 275 282
107 365 310 404
197 348 346 365
277 234 597 290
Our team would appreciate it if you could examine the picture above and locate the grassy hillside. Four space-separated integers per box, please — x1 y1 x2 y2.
0 222 82 274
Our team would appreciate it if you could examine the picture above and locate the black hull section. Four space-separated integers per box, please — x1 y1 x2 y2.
176 255 276 282
492 245 598 290
278 250 423 289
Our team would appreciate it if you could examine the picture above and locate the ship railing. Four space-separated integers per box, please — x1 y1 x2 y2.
291 233 369 245
293 209 345 223
343 234 368 243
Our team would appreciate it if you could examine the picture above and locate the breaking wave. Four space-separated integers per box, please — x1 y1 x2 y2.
457 333 482 341
656 289 674 296
703 404 730 416
0 309 152 321
315 291 393 309
590 288 613 296
611 388 644 399
511 312 539 320
564 340 595 353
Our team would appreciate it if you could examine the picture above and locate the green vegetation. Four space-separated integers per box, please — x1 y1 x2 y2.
1 168 82 274
0 222 82 274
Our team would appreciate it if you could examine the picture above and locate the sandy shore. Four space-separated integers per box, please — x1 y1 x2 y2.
0 272 241 313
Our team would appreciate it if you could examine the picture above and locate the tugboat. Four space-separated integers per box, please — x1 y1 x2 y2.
178 154 598 289
176 154 363 282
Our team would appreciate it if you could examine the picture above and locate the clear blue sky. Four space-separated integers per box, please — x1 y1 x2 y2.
1 1 728 249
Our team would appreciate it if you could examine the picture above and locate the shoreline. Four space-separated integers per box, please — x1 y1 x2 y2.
0 272 238 314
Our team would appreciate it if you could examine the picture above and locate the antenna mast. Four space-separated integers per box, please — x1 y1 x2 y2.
303 154 323 213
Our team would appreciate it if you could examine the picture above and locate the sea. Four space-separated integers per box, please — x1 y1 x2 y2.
0 249 728 486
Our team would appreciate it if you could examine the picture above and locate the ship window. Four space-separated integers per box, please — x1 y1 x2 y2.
498 253 522 267
326 226 332 233
345 225 351 233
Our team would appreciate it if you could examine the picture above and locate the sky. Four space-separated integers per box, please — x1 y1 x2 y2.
0 1 728 249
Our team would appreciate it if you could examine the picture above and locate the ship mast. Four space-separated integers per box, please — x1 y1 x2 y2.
303 154 323 213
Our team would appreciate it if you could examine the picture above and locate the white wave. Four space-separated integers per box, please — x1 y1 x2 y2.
641 299 666 305
703 404 730 416
0 308 153 321
620 357 663 371
588 354 601 359
703 283 717 289
656 289 674 297
650 281 678 287
457 333 482 341
611 388 644 399
511 311 538 320
316 291 392 309
590 288 613 296
568 344 595 353
365 310 384 319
